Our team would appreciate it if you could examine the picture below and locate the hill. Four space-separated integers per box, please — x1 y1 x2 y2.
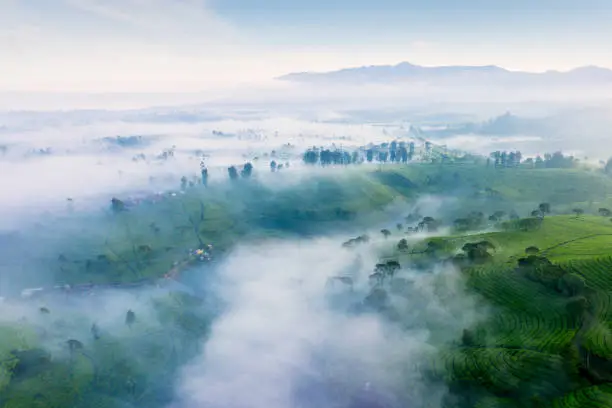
372 213 612 407
277 62 612 87
6 163 612 293
4 163 612 407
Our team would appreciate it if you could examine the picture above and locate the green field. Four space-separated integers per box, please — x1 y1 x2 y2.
5 163 612 407
395 214 612 407
29 164 612 286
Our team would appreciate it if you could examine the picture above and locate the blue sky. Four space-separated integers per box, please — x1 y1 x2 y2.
1 0 611 92
212 0 610 47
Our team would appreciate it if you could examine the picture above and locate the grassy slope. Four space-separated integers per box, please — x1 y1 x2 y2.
51 163 612 286
417 215 612 407
6 164 612 407
43 169 404 285
436 215 612 263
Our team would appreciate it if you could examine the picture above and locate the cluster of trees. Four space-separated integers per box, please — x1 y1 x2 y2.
341 234 371 248
517 253 588 299
365 141 416 164
487 150 580 171
488 151 523 168
527 152 578 169
378 216 439 240
302 140 418 166
303 147 358 165
228 162 253 180
452 240 496 266
270 160 289 172
369 260 401 287
489 150 578 169
453 210 518 232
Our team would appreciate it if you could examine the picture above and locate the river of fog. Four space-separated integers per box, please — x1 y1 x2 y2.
1 232 477 408
170 236 479 408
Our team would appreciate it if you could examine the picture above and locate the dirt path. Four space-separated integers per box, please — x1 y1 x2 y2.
541 234 612 255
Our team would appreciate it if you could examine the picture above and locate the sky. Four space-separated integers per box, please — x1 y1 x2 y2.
1 0 612 92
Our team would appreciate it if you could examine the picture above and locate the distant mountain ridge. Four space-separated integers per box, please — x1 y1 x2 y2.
277 62 612 86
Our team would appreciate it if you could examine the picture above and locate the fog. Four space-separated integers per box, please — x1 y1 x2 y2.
0 86 609 407
172 238 481 408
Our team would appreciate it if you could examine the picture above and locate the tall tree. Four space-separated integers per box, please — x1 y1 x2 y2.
366 149 374 163
241 162 253 178
228 166 239 180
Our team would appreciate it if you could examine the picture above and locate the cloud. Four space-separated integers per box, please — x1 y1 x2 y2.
61 0 240 45
0 0 258 92
171 237 474 408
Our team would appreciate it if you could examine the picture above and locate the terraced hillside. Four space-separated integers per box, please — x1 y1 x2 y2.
432 215 612 263
421 215 612 407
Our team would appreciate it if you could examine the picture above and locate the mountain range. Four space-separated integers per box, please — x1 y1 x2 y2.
277 62 612 86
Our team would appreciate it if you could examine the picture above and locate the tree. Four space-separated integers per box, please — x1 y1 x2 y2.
228 166 239 180
397 239 409 251
380 229 391 239
525 246 540 255
421 216 439 232
303 148 319 164
369 271 384 286
461 329 477 346
111 197 126 213
539 203 551 214
399 146 408 163
454 218 470 231
201 168 208 186
270 160 277 172
396 223 403 231
356 234 370 243
66 339 84 355
241 162 253 178
125 310 136 328
91 323 101 340
490 151 501 168
599 208 611 217
535 155 545 169
461 241 494 263
572 208 584 218
385 260 401 278
425 240 442 255
366 149 374 163
493 210 506 219
558 273 586 297
180 176 188 190
514 151 523 167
